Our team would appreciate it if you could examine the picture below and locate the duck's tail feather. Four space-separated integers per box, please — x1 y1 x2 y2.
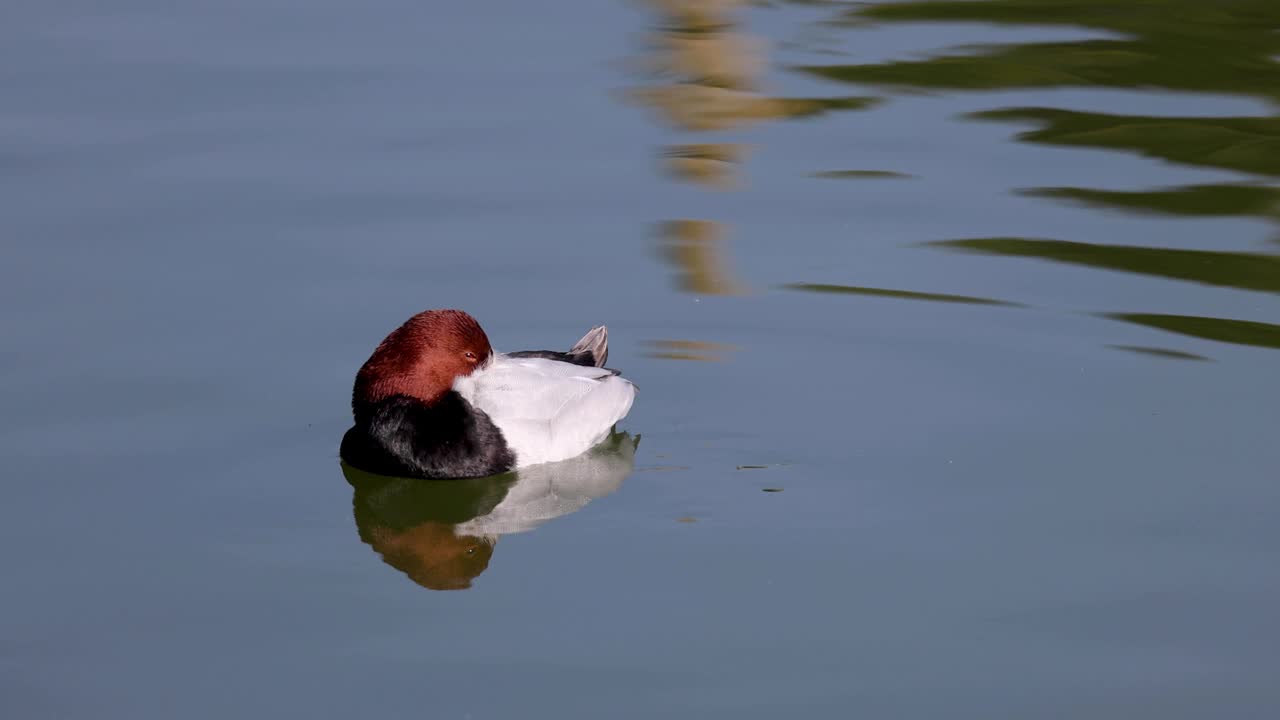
507 325 611 370
569 325 609 368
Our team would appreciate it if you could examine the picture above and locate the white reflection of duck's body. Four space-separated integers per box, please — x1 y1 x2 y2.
455 435 636 536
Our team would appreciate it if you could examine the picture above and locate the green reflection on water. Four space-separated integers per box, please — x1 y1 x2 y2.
804 0 1280 100
930 238 1280 294
812 170 913 180
970 109 1280 178
724 1 1280 355
794 0 1280 232
345 465 516 530
784 282 1019 306
1104 313 1280 349
1106 344 1212 362
1021 184 1280 220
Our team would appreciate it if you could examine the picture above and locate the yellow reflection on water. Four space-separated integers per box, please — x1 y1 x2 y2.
630 1 877 301
632 1 873 141
632 0 762 299
662 143 747 189
657 219 747 295
643 338 739 361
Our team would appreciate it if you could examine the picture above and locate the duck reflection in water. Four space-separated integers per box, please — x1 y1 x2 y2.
344 432 639 591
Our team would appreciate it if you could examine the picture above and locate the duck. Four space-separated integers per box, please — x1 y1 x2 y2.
339 309 637 479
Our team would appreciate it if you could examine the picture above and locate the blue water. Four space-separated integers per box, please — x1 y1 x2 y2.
3 1 1278 717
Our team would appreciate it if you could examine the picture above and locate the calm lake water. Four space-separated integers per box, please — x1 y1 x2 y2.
3 1 1279 717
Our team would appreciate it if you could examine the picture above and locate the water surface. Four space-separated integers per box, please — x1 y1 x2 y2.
3 0 1278 717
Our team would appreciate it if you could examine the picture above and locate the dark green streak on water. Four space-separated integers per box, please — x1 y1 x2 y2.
345 463 515 529
802 0 1280 101
813 170 913 180
792 0 1280 230
930 238 1280 294
1105 314 1280 350
784 282 1019 306
780 95 883 118
969 109 1280 178
1107 344 1212 362
1022 184 1280 219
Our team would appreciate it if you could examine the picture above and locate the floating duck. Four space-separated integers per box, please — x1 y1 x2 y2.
340 310 636 479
